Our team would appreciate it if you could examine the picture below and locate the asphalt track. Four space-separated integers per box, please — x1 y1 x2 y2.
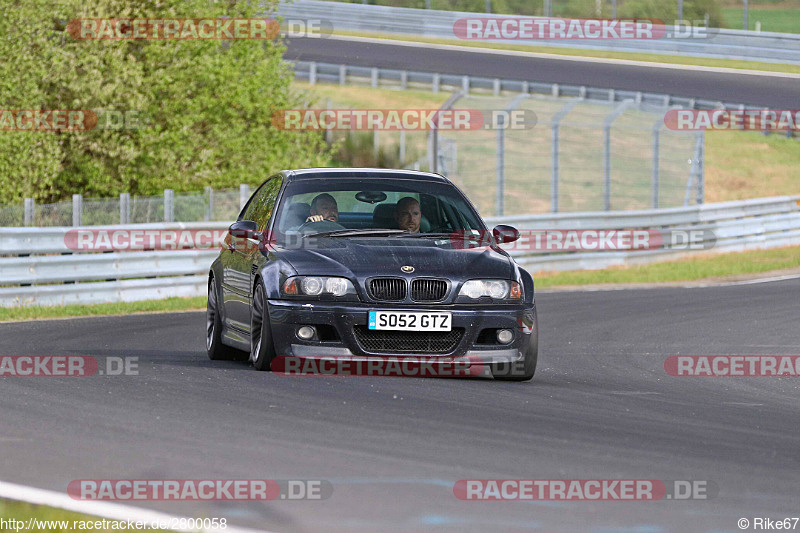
1 278 799 532
284 36 800 108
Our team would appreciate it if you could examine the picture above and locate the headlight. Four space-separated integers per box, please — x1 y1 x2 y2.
283 276 356 298
457 280 522 301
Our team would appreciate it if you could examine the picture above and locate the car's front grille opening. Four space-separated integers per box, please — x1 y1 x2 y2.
352 326 464 354
411 278 448 301
369 278 406 301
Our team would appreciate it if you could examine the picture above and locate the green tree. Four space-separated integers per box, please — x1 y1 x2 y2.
0 1 63 202
0 0 331 203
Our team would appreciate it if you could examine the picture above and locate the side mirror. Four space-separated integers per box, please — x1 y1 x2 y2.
493 224 520 244
229 220 260 240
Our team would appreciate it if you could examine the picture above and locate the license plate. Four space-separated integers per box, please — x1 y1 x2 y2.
368 311 452 332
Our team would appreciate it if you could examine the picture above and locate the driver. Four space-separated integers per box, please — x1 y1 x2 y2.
305 193 339 223
394 197 422 233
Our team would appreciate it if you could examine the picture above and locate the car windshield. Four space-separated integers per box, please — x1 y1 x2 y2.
273 177 485 239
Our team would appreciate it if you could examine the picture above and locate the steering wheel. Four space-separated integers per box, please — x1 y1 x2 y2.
297 219 346 234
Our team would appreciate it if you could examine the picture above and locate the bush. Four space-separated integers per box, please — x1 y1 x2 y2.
0 0 333 203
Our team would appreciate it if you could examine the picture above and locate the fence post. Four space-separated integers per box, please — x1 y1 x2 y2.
204 186 213 221
325 99 333 145
696 132 705 205
339 64 346 86
400 70 408 90
239 184 250 210
462 76 469 95
120 193 130 224
652 117 663 209
24 198 34 226
550 99 582 213
309 61 317 85
72 194 82 227
164 189 174 222
371 67 378 88
493 78 500 96
496 113 505 216
603 100 634 211
432 73 440 94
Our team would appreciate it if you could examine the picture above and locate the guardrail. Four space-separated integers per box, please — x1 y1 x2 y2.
277 0 800 65
293 60 796 121
2 196 798 307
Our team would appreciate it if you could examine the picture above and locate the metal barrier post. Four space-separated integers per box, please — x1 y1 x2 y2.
204 187 213 221
24 198 34 226
164 189 174 223
240 184 250 210
697 132 705 205
120 193 130 224
496 114 505 216
652 116 664 209
72 194 82 227
309 62 317 85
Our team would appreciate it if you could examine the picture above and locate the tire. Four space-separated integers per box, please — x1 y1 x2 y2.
250 282 277 371
207 275 246 361
492 314 538 382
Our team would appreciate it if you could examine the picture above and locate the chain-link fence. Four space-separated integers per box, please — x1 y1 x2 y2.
430 93 701 217
0 187 248 227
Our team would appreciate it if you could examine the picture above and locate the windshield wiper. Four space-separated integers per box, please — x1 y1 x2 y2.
302 228 408 238
389 232 458 238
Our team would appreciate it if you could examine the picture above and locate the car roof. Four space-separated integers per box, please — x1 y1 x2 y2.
281 168 449 183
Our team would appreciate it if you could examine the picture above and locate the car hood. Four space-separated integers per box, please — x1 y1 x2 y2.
275 237 514 280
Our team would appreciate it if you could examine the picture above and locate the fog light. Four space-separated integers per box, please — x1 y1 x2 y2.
496 329 513 344
297 326 316 340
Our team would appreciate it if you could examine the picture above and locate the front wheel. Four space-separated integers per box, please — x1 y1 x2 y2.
250 282 277 371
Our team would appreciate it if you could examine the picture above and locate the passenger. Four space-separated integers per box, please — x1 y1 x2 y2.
306 193 339 223
394 197 422 233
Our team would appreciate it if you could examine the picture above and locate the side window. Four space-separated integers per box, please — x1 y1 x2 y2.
244 177 283 231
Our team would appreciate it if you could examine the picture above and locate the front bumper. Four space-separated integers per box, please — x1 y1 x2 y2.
266 299 536 364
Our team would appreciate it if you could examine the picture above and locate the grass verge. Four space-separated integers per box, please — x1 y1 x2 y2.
0 296 206 323
533 245 800 288
722 7 800 34
331 30 800 75
0 498 167 532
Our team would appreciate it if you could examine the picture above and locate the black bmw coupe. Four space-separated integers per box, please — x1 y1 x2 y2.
206 168 538 380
